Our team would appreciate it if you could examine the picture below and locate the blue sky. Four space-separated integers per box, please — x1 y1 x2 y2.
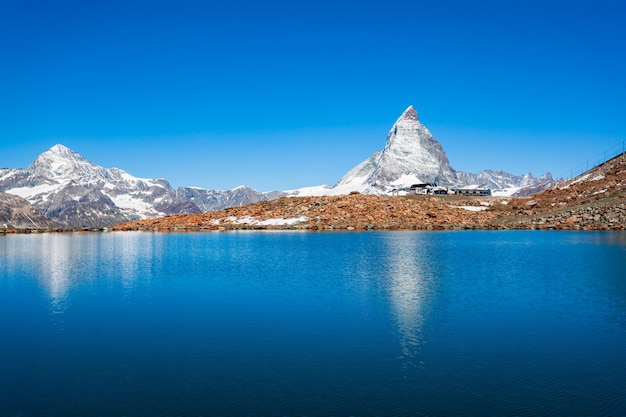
1 0 625 191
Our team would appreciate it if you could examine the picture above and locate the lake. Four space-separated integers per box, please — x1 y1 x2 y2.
1 230 626 416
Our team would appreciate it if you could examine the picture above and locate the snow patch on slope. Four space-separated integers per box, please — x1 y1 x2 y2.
458 206 488 212
110 194 166 218
6 183 63 201
220 215 308 226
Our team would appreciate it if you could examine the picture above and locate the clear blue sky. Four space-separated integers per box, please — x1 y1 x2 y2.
1 0 625 191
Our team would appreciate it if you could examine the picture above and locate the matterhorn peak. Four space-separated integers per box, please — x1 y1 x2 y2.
331 105 457 193
399 105 418 121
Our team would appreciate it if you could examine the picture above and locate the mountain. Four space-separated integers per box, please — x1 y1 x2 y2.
0 144 202 227
177 185 286 212
1 144 285 228
334 106 457 193
0 192 58 229
455 170 557 196
292 106 558 196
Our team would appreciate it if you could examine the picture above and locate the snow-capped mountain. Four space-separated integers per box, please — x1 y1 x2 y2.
455 170 557 196
0 144 201 227
1 144 285 228
334 106 457 193
291 106 558 196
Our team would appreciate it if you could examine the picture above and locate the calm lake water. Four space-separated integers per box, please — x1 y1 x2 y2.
1 231 626 416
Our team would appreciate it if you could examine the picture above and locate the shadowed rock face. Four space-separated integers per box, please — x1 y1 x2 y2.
0 192 58 229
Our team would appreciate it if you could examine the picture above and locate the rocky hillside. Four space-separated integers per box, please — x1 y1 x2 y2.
113 193 500 231
493 152 626 230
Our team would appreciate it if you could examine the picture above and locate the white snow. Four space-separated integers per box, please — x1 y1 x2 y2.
566 174 591 187
491 187 522 197
6 183 62 201
0 170 18 182
458 206 487 212
286 184 334 197
257 216 308 226
329 175 380 195
223 215 308 226
120 172 140 184
592 189 607 195
390 174 422 188
118 170 164 188
110 194 165 218
591 175 605 181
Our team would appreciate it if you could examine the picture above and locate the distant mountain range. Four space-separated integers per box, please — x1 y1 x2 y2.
0 106 559 228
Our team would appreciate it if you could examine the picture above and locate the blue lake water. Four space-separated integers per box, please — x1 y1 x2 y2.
1 230 626 416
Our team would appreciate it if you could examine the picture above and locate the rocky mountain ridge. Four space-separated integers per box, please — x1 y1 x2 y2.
176 185 285 212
